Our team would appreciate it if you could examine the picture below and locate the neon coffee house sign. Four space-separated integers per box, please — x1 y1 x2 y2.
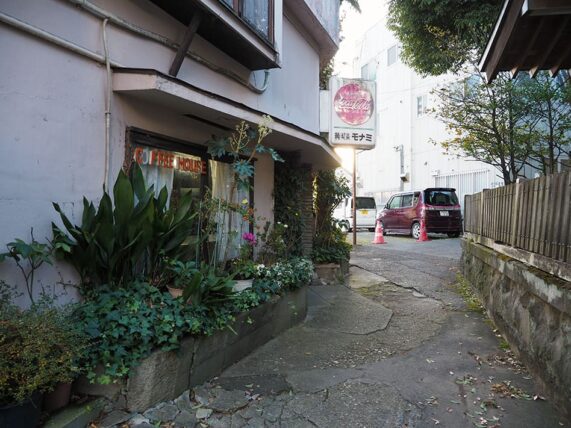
133 146 206 175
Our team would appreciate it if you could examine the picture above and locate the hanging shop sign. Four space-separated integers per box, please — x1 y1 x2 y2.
329 77 376 149
133 146 206 174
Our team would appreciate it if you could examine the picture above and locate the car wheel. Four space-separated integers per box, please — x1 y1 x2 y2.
447 232 460 238
368 227 376 232
411 222 421 239
380 221 387 235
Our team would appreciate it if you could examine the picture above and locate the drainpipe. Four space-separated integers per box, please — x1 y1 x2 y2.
102 19 111 188
0 12 122 67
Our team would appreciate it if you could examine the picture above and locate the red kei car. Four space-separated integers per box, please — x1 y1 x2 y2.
377 188 463 239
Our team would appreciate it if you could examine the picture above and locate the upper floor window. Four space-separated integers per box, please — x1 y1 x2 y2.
417 94 428 117
387 45 397 66
221 0 274 43
361 60 377 81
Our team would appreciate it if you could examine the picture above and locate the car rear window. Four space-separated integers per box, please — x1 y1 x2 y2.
353 197 376 209
424 189 459 206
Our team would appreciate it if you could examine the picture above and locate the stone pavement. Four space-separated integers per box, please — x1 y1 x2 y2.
108 237 569 428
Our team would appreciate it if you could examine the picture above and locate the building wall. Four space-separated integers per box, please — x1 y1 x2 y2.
0 0 330 304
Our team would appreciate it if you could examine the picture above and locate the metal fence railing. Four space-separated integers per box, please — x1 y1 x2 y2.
464 171 571 264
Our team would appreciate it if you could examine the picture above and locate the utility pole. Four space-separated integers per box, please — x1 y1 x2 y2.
352 148 357 246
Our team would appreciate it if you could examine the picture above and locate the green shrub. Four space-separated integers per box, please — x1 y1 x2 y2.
0 290 87 404
256 257 313 290
313 170 352 263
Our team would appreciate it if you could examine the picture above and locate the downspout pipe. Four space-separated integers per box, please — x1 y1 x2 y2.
67 0 270 93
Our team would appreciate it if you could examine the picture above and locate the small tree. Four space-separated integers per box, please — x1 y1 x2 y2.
433 71 536 185
521 72 571 174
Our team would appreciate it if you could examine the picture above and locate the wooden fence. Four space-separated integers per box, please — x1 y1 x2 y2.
464 171 571 264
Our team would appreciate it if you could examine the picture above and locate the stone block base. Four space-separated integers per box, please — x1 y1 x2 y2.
462 239 571 417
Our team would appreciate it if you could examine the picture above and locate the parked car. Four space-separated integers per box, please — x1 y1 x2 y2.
334 196 377 231
377 188 463 239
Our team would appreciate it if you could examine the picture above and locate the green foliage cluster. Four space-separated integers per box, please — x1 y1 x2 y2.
312 170 352 263
0 233 53 304
273 163 307 257
52 165 197 290
0 287 87 404
434 71 571 184
207 117 283 192
387 0 502 76
74 281 202 383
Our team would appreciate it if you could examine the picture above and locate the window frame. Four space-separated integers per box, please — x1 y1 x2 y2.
416 94 428 117
387 45 397 66
220 0 275 45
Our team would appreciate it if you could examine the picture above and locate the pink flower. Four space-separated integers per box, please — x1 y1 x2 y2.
242 232 257 245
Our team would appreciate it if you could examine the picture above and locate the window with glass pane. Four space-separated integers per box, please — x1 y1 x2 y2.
387 45 397 66
242 0 270 39
208 160 250 262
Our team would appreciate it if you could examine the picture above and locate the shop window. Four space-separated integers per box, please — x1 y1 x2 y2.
128 129 252 263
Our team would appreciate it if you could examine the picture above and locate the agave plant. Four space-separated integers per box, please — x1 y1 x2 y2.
52 165 197 290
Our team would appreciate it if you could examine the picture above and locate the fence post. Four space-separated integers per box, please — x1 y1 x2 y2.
510 180 521 247
478 189 485 236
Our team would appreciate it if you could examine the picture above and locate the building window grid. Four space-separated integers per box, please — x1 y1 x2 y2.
417 94 428 117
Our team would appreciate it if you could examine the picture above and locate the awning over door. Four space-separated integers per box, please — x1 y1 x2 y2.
113 68 341 169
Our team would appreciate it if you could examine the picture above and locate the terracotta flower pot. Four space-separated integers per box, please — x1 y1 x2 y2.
167 286 183 299
43 382 72 412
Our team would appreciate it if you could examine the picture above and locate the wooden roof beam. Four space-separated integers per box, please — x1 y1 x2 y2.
550 40 571 76
510 19 545 77
529 16 570 78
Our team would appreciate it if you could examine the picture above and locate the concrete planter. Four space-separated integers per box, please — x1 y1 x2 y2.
314 261 349 285
74 287 307 412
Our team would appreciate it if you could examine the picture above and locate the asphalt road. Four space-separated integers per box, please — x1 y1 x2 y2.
122 235 569 428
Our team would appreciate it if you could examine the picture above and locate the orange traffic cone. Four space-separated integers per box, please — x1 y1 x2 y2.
372 220 387 244
417 218 430 242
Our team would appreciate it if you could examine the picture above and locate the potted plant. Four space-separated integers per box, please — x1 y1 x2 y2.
230 232 258 292
0 287 87 426
164 259 199 299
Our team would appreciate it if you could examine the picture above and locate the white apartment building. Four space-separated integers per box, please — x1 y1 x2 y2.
349 20 500 208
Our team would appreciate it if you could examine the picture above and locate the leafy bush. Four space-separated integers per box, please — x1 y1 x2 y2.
313 170 352 263
74 281 202 383
312 242 351 264
180 263 236 307
0 287 87 404
52 165 197 290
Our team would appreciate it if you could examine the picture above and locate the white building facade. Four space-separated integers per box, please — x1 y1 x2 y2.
350 21 500 208
0 0 341 304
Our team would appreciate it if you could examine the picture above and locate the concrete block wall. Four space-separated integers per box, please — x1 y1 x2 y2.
461 240 571 417
74 287 307 412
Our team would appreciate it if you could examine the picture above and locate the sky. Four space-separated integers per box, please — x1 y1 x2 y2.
333 0 387 172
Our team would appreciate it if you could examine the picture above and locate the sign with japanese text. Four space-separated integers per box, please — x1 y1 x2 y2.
329 77 376 149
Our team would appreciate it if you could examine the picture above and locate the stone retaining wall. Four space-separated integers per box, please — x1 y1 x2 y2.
75 287 307 412
461 239 571 416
